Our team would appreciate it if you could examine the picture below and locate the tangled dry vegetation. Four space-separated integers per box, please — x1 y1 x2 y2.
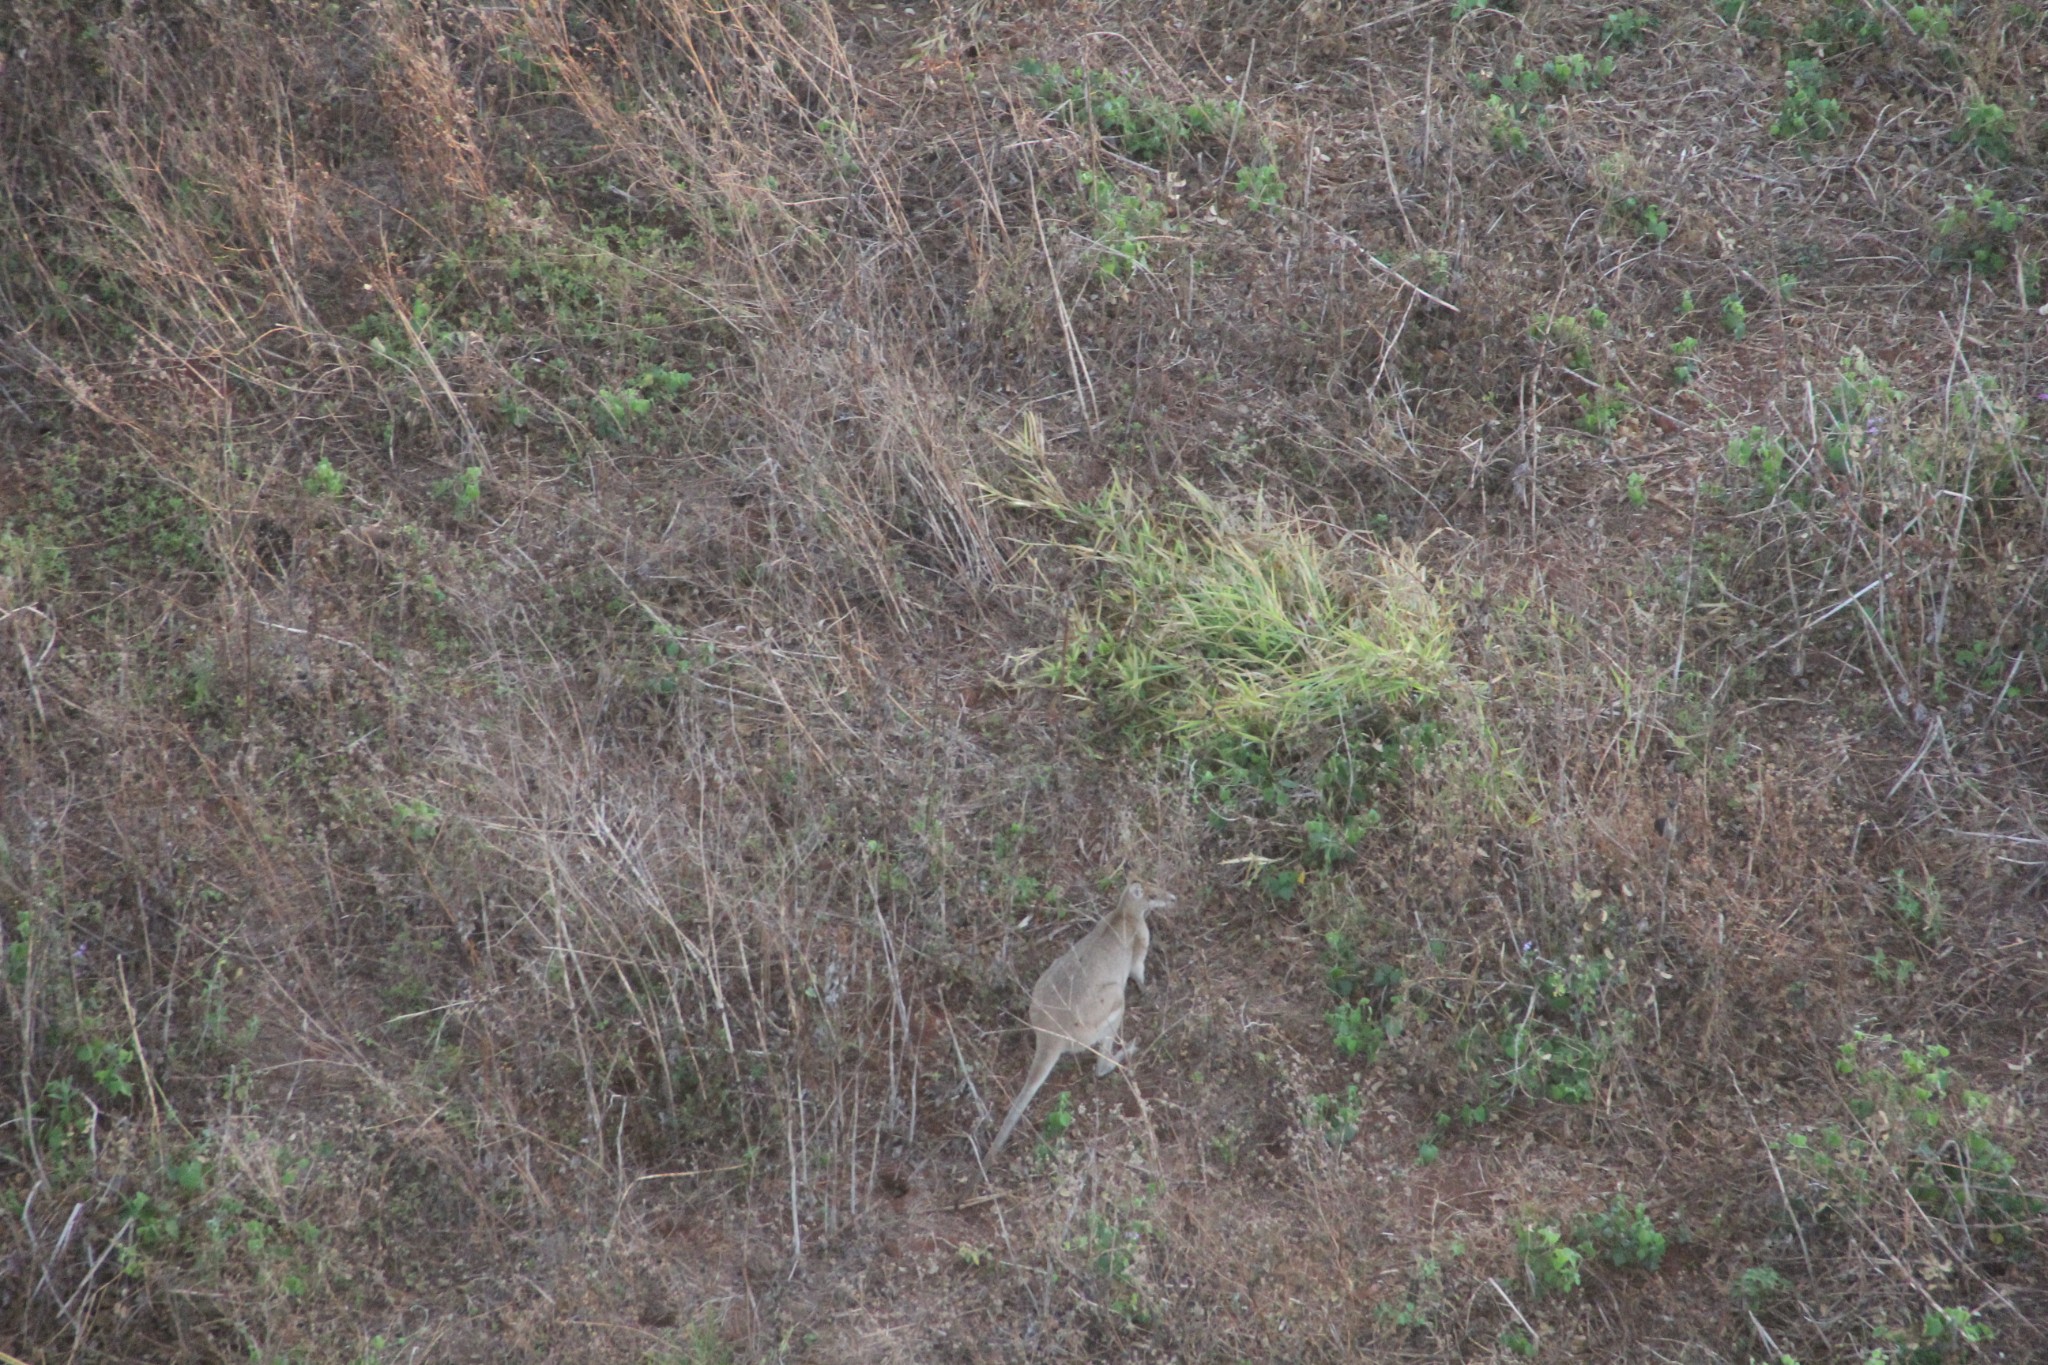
3 0 2045 1360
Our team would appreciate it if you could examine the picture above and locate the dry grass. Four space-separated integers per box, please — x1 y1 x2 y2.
2 0 2045 1360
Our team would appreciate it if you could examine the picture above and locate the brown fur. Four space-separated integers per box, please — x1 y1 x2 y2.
989 881 1176 1157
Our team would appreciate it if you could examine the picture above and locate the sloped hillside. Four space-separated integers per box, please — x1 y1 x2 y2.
2 1 2044 1360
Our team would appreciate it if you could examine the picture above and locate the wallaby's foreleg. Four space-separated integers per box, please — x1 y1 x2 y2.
1092 1002 1126 1077
990 1033 1064 1156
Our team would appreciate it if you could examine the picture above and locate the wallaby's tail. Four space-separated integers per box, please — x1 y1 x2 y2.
989 1037 1061 1157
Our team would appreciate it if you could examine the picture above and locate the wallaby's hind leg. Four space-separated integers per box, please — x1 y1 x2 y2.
1092 1002 1126 1077
990 1033 1064 1156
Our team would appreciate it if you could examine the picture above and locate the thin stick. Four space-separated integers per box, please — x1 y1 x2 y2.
1024 159 1096 420
1728 1064 1813 1278
1746 571 1895 666
1370 95 1419 249
1220 40 1256 176
1313 217 1461 311
1487 1277 1540 1347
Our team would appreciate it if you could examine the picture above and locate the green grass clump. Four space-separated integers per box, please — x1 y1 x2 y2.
1785 1030 2042 1252
1019 59 1239 164
1801 0 1885 56
1771 59 1846 142
989 418 1456 841
1572 1196 1666 1271
1932 184 2023 276
1516 1223 1583 1298
1956 98 2012 162
1079 169 1168 279
1598 9 1654 48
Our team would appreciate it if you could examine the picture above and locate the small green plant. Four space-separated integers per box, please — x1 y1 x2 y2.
1517 1222 1584 1298
1676 288 1696 317
1304 810 1380 868
1473 55 1544 113
494 390 535 427
1235 162 1286 210
1719 293 1748 339
1079 1210 1138 1281
1501 1022 1605 1102
1041 1089 1076 1143
391 797 443 841
1068 1200 1156 1324
1775 272 1798 300
1530 312 1595 369
1902 3 1954 40
1733 1264 1790 1309
1520 952 1623 1102
1448 945 1628 1118
78 1038 137 1101
1868 1304 1995 1363
1323 932 1403 1061
1540 51 1617 91
1258 864 1307 902
1802 0 1885 55
116 1190 185 1277
1078 169 1167 279
1571 1196 1666 1271
1325 929 1365 999
1888 869 1943 941
1309 1084 1367 1146
1933 184 2023 276
1450 0 1492 17
1866 947 1917 989
1020 59 1239 163
303 458 346 498
592 365 692 438
1413 249 1453 287
357 293 460 370
1376 1249 1458 1332
0 527 68 595
1727 426 1789 497
1819 348 1904 472
1577 391 1629 435
1786 1030 2041 1251
1771 59 1846 143
594 387 653 434
39 1075 91 1154
1612 194 1671 242
1482 94 1534 154
432 465 483 518
1714 0 1781 35
1474 57 1548 149
1625 471 1647 508
1599 8 1654 48
1327 1000 1386 1062
1669 335 1700 385
1957 99 2013 162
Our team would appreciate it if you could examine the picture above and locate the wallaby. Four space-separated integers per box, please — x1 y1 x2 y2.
988 880 1176 1157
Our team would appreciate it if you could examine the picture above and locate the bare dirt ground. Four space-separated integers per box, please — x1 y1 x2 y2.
3 1 2045 1361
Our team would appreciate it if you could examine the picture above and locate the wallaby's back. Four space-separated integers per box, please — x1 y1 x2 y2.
1030 905 1144 1039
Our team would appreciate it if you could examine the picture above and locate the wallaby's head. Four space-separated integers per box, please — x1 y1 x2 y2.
1121 881 1176 920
